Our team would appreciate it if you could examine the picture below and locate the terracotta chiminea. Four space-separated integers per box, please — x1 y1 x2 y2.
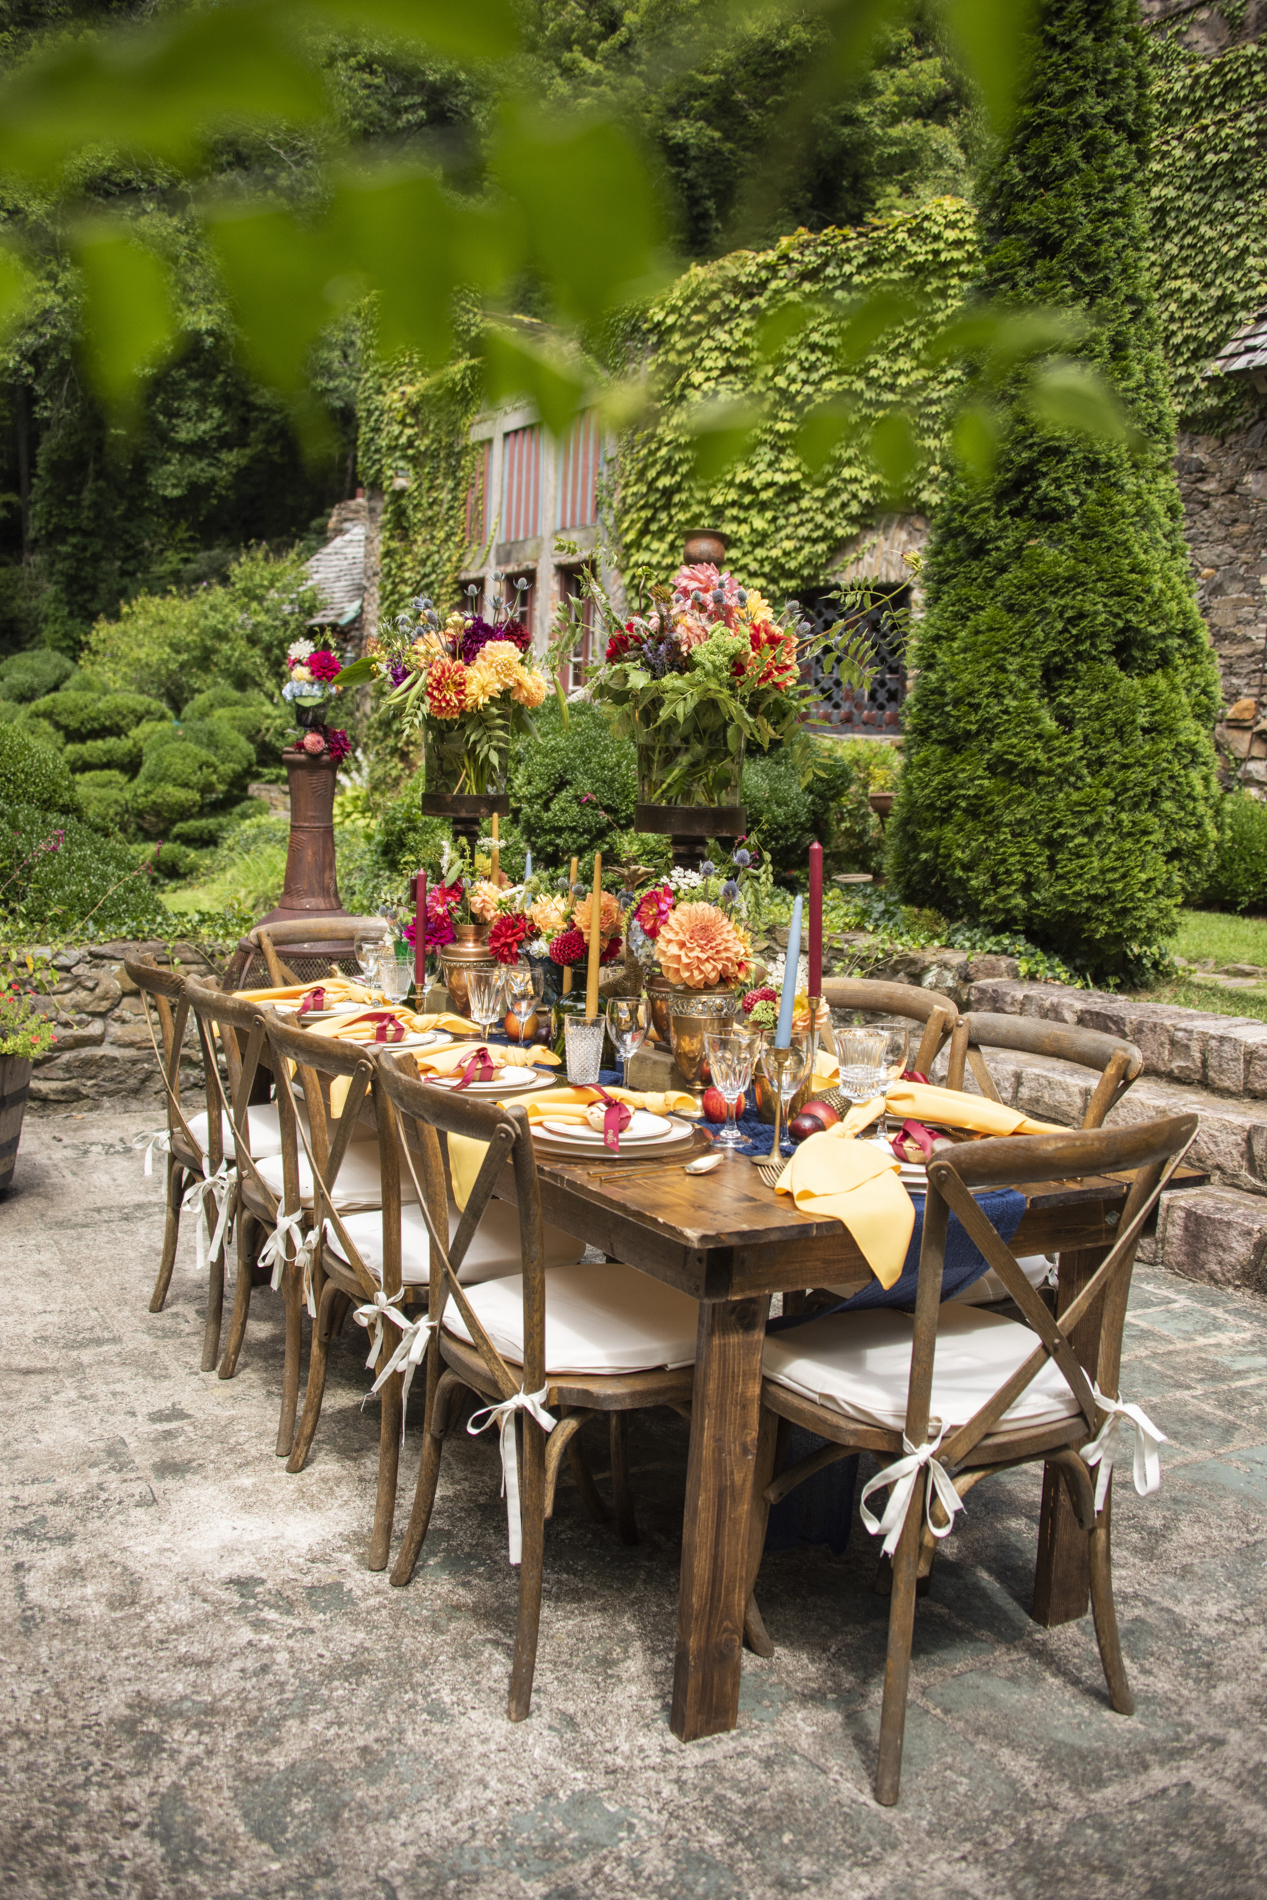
682 529 729 567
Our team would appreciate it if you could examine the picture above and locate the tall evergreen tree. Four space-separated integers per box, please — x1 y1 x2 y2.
887 0 1219 976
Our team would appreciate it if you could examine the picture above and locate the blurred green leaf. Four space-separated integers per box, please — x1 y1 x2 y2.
308 0 519 59
481 326 589 437
794 398 856 474
0 3 327 182
72 224 176 414
0 247 33 341
683 396 764 484
835 287 920 367
756 299 819 362
943 0 1038 137
869 410 919 498
490 104 666 324
809 0 911 85
334 655 379 688
205 208 336 394
927 305 1088 374
951 400 1001 479
1025 359 1144 448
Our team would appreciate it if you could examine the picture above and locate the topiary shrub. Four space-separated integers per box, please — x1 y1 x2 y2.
740 751 815 874
63 734 144 774
0 722 80 815
152 841 208 881
887 0 1220 977
510 701 637 864
0 650 74 703
131 779 202 834
370 768 454 880
22 689 169 741
0 800 167 938
75 769 131 833
1196 795 1267 915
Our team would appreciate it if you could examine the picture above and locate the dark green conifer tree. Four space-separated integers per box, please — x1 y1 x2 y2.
887 0 1220 976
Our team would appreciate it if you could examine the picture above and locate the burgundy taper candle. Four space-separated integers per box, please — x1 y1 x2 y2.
808 840 823 997
413 869 426 995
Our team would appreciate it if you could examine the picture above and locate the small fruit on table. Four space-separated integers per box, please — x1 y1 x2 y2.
504 1009 539 1042
701 1086 743 1121
788 1099 841 1143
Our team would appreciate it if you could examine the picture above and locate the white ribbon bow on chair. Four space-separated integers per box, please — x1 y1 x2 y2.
1080 1383 1168 1512
133 1129 170 1177
352 1290 437 1440
467 1386 557 1567
179 1159 235 1279
259 1208 312 1293
859 1424 965 1560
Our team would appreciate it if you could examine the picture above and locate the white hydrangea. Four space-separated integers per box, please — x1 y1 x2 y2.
287 637 315 662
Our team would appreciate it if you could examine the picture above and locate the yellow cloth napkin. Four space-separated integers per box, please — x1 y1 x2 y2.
884 1081 1064 1139
774 1125 914 1288
411 1041 560 1078
322 1008 479 1044
234 978 382 1006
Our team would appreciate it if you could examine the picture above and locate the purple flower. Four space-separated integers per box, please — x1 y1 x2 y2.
389 661 409 687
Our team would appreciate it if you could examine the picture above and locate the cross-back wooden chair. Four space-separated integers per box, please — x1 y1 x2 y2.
229 915 386 989
821 978 958 1079
745 1110 1197 1806
376 1048 702 1721
127 955 239 1372
258 1013 431 1567
942 1013 1145 1306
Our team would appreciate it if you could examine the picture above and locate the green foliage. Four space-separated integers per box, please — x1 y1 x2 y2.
889 0 1220 978
62 735 142 773
0 649 72 702
739 736 901 878
0 801 167 940
0 720 78 815
0 979 55 1060
1195 795 1267 915
611 200 981 603
74 769 131 834
509 699 637 864
21 689 168 740
1145 25 1267 431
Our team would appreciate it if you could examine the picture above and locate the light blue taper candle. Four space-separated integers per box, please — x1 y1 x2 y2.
524 848 532 880
775 896 802 1048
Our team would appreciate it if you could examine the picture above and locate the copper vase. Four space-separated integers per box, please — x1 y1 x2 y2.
439 924 494 1018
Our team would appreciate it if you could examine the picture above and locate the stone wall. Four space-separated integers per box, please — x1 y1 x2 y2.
1178 420 1267 722
26 940 229 1109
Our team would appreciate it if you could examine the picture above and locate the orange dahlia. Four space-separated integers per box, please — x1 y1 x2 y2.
575 888 621 948
426 658 468 718
656 902 751 988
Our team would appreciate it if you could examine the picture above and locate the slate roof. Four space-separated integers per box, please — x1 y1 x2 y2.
305 521 365 626
1209 309 1267 380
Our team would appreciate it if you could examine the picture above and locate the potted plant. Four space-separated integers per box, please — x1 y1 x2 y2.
0 980 56 1193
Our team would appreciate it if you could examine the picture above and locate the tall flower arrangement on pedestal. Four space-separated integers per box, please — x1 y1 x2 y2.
281 639 350 762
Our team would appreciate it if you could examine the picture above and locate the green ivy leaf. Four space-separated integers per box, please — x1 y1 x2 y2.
72 224 177 415
1024 359 1145 449
951 400 1001 479
480 327 589 437
943 0 1039 138
869 410 920 500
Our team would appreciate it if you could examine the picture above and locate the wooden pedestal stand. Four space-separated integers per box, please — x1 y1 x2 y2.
225 748 361 989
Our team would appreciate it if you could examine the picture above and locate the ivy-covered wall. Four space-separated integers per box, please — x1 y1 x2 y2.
611 196 980 602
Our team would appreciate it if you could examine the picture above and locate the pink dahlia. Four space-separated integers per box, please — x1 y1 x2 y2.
307 649 342 682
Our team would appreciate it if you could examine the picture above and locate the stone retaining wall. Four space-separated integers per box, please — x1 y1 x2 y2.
25 939 230 1109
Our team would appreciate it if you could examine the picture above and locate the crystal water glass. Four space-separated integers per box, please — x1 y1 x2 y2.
758 1034 812 1159
465 966 506 1044
837 1027 890 1106
703 1027 760 1149
564 1015 605 1086
355 929 388 980
504 964 540 1043
606 996 648 1090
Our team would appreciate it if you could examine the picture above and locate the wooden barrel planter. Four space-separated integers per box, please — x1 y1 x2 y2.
0 1055 32 1194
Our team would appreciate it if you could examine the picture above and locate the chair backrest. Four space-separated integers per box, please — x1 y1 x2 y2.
260 1013 424 1304
183 977 281 1175
376 1049 547 1405
124 954 200 1152
945 1011 1143 1130
911 1112 1197 1472
821 977 959 1079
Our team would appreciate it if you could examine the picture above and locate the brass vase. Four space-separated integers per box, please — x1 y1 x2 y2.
647 975 736 1046
439 924 494 1018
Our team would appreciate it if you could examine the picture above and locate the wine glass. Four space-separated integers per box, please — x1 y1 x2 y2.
465 966 506 1046
704 1026 760 1149
355 928 388 981
504 964 540 1044
758 1033 812 1160
607 995 649 1090
377 945 412 1007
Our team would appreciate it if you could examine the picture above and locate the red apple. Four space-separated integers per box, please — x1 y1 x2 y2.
702 1086 743 1121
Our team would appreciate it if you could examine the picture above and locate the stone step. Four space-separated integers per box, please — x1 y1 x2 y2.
927 1041 1267 1293
967 976 1267 1098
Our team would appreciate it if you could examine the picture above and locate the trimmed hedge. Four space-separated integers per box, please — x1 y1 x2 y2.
1197 795 1267 915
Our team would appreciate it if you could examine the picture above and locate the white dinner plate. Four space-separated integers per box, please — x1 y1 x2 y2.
426 1064 555 1096
540 1110 671 1145
532 1115 695 1161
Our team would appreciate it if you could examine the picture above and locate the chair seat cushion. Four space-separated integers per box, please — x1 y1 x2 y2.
443 1261 699 1376
327 1200 585 1287
177 1103 308 1164
947 1253 1054 1306
762 1305 1080 1433
256 1140 416 1210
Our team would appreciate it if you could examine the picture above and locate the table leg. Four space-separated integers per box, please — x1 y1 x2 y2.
1033 1243 1109 1627
671 1293 770 1742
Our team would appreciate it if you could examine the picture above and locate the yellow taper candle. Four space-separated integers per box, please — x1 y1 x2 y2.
490 811 499 884
585 852 602 1021
562 854 577 994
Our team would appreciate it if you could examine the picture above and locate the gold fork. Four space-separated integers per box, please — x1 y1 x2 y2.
757 1159 784 1188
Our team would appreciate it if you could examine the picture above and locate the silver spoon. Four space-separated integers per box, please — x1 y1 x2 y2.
683 1151 723 1174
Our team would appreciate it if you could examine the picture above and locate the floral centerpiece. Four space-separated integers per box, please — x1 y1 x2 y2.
562 559 870 808
282 638 350 763
360 592 550 795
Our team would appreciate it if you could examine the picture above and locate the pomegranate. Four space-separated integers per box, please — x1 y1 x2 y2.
701 1086 743 1122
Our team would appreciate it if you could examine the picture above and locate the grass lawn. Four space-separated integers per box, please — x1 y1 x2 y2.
1172 909 1267 968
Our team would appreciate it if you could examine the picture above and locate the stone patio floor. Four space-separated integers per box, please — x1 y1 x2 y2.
3 1108 1267 1900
